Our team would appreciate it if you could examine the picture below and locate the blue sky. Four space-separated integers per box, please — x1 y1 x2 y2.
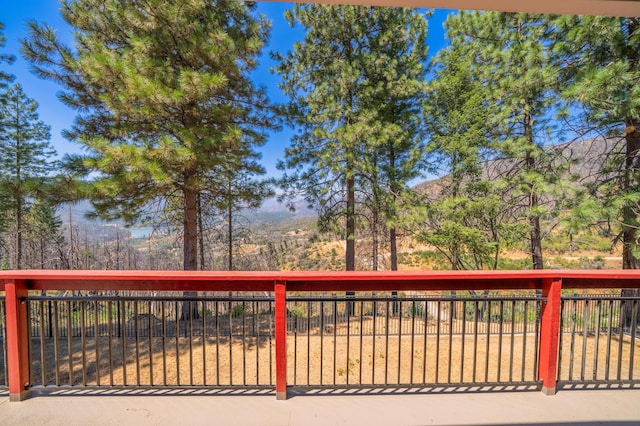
1 1 451 177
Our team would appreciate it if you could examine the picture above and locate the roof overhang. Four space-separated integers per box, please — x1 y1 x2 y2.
272 0 640 17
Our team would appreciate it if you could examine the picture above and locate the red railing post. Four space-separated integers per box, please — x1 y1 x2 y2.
5 279 30 401
274 280 287 400
538 277 562 395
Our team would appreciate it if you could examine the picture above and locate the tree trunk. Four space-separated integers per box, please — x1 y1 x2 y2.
622 120 640 269
389 144 399 314
345 165 356 315
524 107 544 270
620 19 640 328
181 179 200 320
184 184 198 271
198 193 205 270
16 195 22 269
15 108 23 269
372 208 378 271
389 147 398 272
389 228 397 271
228 201 233 271
346 172 355 271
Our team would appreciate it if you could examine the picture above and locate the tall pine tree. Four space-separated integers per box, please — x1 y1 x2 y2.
421 40 512 270
275 5 428 271
444 11 562 270
22 0 274 272
0 83 55 269
556 16 640 270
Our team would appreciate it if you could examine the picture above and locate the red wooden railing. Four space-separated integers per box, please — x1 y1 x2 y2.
2 269 640 401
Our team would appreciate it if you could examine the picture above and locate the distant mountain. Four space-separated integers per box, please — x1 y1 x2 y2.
57 195 316 237
414 137 619 197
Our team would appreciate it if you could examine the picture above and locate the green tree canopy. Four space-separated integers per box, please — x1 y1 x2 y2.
443 11 563 270
555 16 640 269
0 83 55 269
22 0 274 271
274 5 429 270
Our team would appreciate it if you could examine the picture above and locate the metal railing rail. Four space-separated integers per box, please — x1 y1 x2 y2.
1 269 640 401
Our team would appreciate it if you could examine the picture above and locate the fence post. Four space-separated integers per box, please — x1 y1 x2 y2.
538 277 562 396
274 280 287 400
5 279 30 401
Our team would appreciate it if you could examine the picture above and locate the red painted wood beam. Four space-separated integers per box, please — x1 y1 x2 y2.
274 280 287 400
0 269 638 293
538 277 562 395
5 279 30 401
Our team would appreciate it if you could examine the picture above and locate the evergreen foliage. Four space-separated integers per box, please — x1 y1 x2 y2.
274 5 429 270
0 83 56 268
0 22 15 88
22 0 275 271
438 11 565 270
555 17 640 269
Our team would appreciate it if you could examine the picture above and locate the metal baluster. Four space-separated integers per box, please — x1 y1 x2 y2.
372 299 377 385
175 300 180 386
67 300 73 386
39 300 47 386
436 300 441 385
385 300 390 385
581 300 589 382
473 300 479 384
509 299 516 383
460 299 467 383
397 300 402 385
53 301 60 386
423 300 429 384
215 300 220 386
522 300 528 382
148 300 153 387
162 302 167 386
134 301 140 386
189 298 194 386
320 300 324 385
629 300 638 381
593 300 602 381
497 300 504 383
485 300 491 383
605 299 613 382
410 300 416 385
81 300 87 386
447 300 453 384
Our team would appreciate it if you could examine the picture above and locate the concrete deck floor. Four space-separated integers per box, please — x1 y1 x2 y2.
1 387 640 425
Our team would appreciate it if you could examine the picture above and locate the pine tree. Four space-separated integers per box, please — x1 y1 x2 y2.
361 8 429 271
22 0 274 273
275 5 428 271
0 22 14 89
555 16 640 270
421 41 509 270
211 154 273 271
24 199 64 269
0 83 55 269
444 11 562 270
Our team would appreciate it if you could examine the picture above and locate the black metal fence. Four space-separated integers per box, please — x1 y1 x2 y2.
286 295 542 387
27 295 276 388
1 291 639 392
558 294 640 385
